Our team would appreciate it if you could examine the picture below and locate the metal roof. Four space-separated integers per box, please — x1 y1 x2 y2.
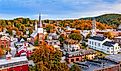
103 41 116 47
89 36 105 41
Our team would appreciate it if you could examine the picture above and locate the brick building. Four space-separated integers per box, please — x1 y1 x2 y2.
0 53 28 71
31 14 44 45
66 49 96 63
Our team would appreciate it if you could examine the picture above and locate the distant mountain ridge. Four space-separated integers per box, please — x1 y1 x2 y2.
79 13 121 28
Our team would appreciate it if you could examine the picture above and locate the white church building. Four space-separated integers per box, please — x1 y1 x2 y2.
88 18 120 54
88 36 120 54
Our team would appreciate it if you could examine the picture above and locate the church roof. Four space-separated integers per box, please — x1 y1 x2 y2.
30 28 43 37
89 36 105 41
103 41 116 47
30 14 44 38
31 30 38 37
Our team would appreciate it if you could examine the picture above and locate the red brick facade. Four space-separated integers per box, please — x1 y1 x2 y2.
0 64 28 71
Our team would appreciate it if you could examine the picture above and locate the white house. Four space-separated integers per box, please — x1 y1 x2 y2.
88 36 120 54
45 32 60 49
102 41 120 54
63 39 80 52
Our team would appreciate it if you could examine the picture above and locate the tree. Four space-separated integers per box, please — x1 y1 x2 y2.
29 43 69 71
85 32 91 39
70 64 82 71
45 24 54 33
6 29 13 36
69 33 82 41
0 47 4 57
103 32 114 39
59 35 65 43
34 39 39 46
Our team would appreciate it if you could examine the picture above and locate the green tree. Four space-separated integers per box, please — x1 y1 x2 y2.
34 39 39 46
59 35 65 43
69 33 82 41
70 64 82 71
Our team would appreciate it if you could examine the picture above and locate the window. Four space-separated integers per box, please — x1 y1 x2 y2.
89 41 91 44
50 42 52 45
54 42 56 44
111 48 113 50
95 42 96 46
107 51 109 53
71 59 74 62
98 43 100 46
92 42 93 45
111 51 114 53
76 58 79 61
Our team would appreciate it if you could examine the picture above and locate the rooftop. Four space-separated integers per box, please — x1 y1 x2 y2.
0 56 28 69
115 36 121 39
64 39 78 44
103 41 116 47
67 49 95 57
89 36 105 41
105 54 121 63
0 56 28 65
75 58 117 71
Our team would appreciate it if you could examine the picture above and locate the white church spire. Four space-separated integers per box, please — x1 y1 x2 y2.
91 18 96 36
35 21 37 30
38 13 43 28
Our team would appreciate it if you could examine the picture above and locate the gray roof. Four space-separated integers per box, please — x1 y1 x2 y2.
105 54 121 63
75 58 117 71
89 36 105 41
103 41 116 47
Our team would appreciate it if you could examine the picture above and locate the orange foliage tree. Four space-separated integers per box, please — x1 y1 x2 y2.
30 43 69 71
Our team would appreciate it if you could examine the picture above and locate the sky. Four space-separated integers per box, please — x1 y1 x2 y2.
0 0 121 20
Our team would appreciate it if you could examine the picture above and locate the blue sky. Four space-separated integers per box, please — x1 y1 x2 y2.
0 0 121 20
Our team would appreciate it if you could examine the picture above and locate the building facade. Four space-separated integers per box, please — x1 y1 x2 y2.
88 36 120 54
31 14 44 45
66 49 96 63
0 54 28 71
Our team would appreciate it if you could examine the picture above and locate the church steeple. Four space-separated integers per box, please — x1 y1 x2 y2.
38 13 43 28
35 21 37 30
91 18 96 36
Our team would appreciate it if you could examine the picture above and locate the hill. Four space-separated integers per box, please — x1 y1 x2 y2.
79 14 121 28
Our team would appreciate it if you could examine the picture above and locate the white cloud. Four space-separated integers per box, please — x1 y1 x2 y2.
0 0 121 20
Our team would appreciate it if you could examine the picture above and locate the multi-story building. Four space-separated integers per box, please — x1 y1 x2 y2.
15 38 35 57
75 55 121 71
88 36 120 54
0 52 28 71
45 31 60 49
66 49 96 63
63 39 80 52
